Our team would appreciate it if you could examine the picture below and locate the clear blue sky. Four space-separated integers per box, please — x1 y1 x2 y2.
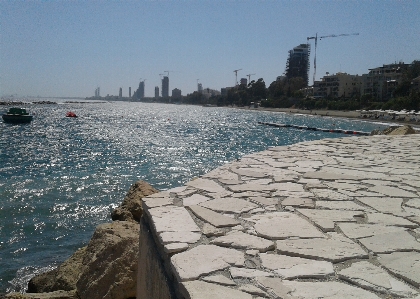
1 0 419 98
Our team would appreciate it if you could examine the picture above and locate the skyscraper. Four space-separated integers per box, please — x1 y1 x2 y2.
119 87 122 98
285 43 310 86
129 87 131 98
137 81 145 99
162 76 169 98
155 86 159 98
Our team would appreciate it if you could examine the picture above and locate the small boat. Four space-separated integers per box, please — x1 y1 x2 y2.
2 107 33 123
66 111 77 118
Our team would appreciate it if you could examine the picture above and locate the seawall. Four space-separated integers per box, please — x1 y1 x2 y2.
137 134 420 298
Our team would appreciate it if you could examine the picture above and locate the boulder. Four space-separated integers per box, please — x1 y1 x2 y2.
111 181 159 222
76 221 139 299
28 247 87 293
6 290 78 299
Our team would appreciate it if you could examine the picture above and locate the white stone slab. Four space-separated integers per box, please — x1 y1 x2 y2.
229 267 273 279
249 212 325 239
378 252 420 288
186 178 227 193
201 274 236 286
147 206 200 233
358 230 420 253
297 209 363 232
271 182 306 193
159 231 201 244
338 261 419 297
180 280 252 299
358 197 405 215
183 194 210 207
256 277 381 299
142 195 173 208
211 231 275 252
405 199 420 209
238 284 268 297
369 185 418 198
188 205 239 228
303 171 361 181
248 196 279 206
228 182 278 192
366 213 418 228
201 223 224 237
315 200 366 211
260 253 334 279
164 243 189 254
281 197 315 208
338 223 408 239
231 167 269 178
276 232 368 262
199 197 257 214
171 245 244 281
311 189 352 201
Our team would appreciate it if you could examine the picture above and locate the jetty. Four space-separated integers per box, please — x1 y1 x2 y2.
258 121 370 135
138 134 420 299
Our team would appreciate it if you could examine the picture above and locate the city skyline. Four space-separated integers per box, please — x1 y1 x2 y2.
1 1 419 98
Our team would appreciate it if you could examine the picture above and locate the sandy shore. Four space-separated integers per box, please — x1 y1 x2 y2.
237 107 420 130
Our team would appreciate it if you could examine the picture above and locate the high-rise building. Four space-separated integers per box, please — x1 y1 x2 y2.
172 88 182 99
285 43 311 86
155 86 160 98
95 87 100 97
129 87 131 98
240 78 247 86
198 83 203 93
137 81 145 99
162 76 169 98
119 87 122 98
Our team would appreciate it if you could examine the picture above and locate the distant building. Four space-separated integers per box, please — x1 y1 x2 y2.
198 83 203 93
240 78 247 86
313 72 362 98
221 87 233 96
162 76 169 98
119 87 122 98
95 87 100 97
172 88 182 99
285 43 310 87
129 87 131 98
361 62 410 101
137 81 145 99
155 86 160 98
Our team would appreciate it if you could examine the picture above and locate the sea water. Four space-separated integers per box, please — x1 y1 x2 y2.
0 101 387 293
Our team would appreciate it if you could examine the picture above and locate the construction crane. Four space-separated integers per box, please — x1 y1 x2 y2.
247 73 256 84
307 32 359 85
164 71 174 77
233 69 242 86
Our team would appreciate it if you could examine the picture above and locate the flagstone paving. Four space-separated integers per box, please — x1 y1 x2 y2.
141 134 420 298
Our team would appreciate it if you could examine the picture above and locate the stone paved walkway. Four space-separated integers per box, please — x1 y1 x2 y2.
141 134 420 299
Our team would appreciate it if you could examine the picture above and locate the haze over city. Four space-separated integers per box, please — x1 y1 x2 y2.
1 0 419 98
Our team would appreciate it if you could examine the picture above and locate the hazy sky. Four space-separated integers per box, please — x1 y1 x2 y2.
1 0 419 98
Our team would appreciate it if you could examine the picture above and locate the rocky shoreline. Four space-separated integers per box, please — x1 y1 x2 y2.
5 181 159 299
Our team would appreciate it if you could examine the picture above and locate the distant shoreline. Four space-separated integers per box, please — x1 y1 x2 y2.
236 106 420 130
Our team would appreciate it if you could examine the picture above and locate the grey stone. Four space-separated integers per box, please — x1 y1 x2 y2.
228 182 278 192
315 200 366 211
378 252 420 287
188 205 240 227
183 194 210 206
211 231 275 252
146 206 200 233
249 212 325 239
199 197 257 213
369 185 418 198
303 171 361 181
405 199 420 209
186 178 227 193
358 230 420 253
159 231 201 244
229 267 273 279
180 280 252 299
311 189 352 201
260 253 334 279
338 261 419 297
238 284 268 297
281 197 315 208
201 223 224 237
164 243 189 254
201 274 236 286
297 209 363 232
366 212 418 228
171 245 244 281
256 277 381 299
276 232 368 262
338 223 408 239
358 197 405 214
249 196 279 206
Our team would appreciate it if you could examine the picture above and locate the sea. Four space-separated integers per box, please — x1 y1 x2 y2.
0 100 388 294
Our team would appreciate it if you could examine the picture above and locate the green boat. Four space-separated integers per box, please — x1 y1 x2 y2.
2 107 33 123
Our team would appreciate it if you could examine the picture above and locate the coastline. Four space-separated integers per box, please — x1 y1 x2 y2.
237 106 420 130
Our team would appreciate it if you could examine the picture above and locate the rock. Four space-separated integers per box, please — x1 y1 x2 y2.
76 221 139 299
371 125 416 136
111 180 159 222
5 290 78 299
28 247 87 293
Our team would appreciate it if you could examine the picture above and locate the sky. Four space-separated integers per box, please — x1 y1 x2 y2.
1 0 419 98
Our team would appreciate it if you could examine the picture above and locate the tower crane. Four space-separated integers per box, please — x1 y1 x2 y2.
307 32 359 85
247 73 256 84
233 69 242 86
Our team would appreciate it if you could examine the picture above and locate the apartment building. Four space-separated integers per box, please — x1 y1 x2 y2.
313 72 362 98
